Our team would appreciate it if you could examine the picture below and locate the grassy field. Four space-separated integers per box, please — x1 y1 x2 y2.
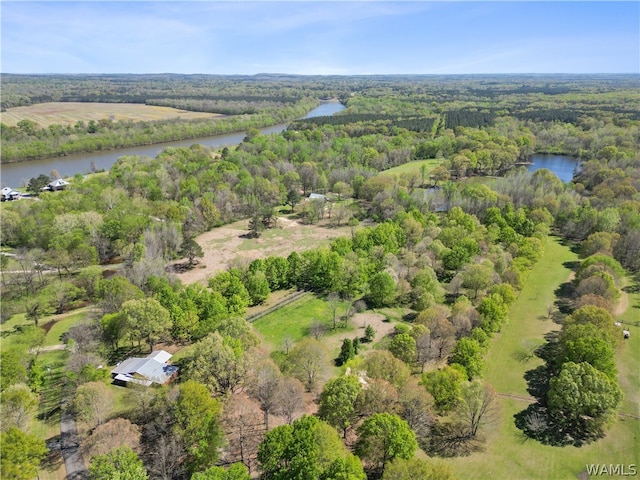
445 398 639 480
444 236 640 480
252 293 352 351
615 281 640 416
42 309 94 347
381 158 441 178
0 102 223 127
484 236 578 396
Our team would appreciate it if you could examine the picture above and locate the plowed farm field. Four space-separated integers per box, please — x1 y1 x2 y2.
0 102 223 127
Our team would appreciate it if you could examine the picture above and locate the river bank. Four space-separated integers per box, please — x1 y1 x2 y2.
1 101 345 187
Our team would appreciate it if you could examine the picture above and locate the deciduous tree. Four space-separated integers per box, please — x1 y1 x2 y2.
0 427 48 480
174 380 224 473
258 415 365 480
83 417 141 458
450 338 484 380
121 298 171 352
0 383 38 432
247 360 282 431
318 375 362 438
355 413 417 475
389 333 417 366
74 381 114 429
548 361 623 440
285 338 328 392
274 377 305 425
89 446 148 480
455 380 499 438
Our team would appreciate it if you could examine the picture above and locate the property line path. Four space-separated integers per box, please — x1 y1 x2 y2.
246 290 308 323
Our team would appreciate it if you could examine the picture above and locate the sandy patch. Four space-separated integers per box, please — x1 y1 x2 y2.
174 216 355 285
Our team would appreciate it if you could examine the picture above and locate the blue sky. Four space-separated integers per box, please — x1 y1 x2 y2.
2 1 638 74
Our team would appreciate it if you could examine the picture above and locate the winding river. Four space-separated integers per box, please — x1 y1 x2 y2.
1 104 579 187
1 101 346 187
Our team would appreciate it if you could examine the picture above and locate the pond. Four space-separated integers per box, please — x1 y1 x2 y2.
527 154 580 183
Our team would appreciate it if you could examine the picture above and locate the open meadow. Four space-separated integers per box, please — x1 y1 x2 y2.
381 158 441 178
175 215 359 285
0 102 223 127
443 237 640 480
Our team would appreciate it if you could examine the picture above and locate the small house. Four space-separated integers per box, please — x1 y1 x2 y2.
111 350 178 387
308 193 328 202
41 179 69 191
1 187 21 202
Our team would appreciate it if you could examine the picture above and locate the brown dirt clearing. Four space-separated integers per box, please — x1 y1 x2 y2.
174 216 356 285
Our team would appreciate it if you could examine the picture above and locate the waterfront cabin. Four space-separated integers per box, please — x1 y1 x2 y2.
41 179 70 191
1 187 21 202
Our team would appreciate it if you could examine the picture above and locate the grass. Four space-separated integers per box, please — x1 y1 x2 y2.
484 236 578 396
0 101 223 127
1 311 31 333
381 158 441 178
32 349 70 439
444 237 640 480
252 293 352 351
235 220 353 253
41 309 92 347
444 398 639 480
615 279 640 417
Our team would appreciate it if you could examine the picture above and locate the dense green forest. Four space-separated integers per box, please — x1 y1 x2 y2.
1 74 638 480
2 73 639 163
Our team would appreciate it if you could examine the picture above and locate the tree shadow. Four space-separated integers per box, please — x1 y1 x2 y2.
514 403 607 447
514 404 571 446
426 422 485 458
41 440 65 473
523 365 550 399
554 281 575 315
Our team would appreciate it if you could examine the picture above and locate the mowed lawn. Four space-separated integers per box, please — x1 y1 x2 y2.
444 236 640 480
484 236 577 396
616 283 640 417
381 158 441 178
252 293 351 351
0 102 223 127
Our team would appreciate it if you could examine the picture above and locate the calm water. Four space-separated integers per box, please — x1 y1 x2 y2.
1 101 345 187
526 154 580 183
2 107 581 188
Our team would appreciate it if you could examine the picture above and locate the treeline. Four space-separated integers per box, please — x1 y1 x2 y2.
0 97 317 163
4 74 640 164
0 73 346 110
1 76 639 478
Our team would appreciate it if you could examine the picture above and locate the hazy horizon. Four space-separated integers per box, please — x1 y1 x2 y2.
2 1 638 76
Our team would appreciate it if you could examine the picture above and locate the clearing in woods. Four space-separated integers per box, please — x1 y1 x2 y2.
175 216 359 285
0 102 223 127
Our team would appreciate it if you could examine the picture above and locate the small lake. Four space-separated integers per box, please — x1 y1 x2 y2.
1 101 346 187
526 154 580 183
